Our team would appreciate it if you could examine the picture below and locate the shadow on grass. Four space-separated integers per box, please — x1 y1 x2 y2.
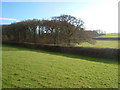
2 44 118 65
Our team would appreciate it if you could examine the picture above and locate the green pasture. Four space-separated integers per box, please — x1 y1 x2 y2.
76 40 119 49
2 45 118 88
96 33 120 38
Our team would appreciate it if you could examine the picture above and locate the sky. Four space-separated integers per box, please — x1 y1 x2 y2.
1 0 119 33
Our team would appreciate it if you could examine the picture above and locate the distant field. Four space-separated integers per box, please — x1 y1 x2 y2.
76 40 119 49
2 45 118 88
96 33 120 38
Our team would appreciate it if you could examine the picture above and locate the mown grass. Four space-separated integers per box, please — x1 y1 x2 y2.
2 45 118 88
76 40 119 49
0 44 2 89
96 33 120 38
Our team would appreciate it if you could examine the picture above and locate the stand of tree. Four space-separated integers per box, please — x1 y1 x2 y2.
2 15 96 46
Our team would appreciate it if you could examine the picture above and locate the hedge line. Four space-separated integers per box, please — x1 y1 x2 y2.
93 38 120 40
3 41 119 60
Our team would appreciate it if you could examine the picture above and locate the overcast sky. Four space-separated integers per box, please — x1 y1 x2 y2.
1 0 119 33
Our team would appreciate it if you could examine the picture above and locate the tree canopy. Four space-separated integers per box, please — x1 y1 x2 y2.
2 15 96 46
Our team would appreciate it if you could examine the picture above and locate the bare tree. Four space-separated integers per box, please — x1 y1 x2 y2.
2 14 95 46
52 15 85 46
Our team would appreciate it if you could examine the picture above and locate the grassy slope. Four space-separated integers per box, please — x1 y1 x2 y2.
76 33 120 48
2 45 118 88
76 33 119 48
0 45 1 89
76 40 118 49
96 33 120 38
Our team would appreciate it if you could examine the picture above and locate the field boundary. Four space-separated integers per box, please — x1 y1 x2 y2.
93 37 120 40
3 41 119 60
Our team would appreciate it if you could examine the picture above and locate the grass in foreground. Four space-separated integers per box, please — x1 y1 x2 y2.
2 45 118 88
76 40 118 49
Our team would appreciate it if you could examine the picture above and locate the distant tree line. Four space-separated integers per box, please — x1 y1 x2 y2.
93 29 106 35
2 15 96 46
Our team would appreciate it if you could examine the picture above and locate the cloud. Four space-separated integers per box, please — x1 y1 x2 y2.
0 18 17 21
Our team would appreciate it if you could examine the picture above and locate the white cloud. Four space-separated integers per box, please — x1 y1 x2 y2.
73 0 119 33
0 18 17 21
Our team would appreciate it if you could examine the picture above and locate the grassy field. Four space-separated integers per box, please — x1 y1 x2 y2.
76 40 119 49
2 45 118 88
96 33 120 38
0 44 1 89
76 33 119 48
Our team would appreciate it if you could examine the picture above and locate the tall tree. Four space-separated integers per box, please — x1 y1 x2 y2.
52 15 85 46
